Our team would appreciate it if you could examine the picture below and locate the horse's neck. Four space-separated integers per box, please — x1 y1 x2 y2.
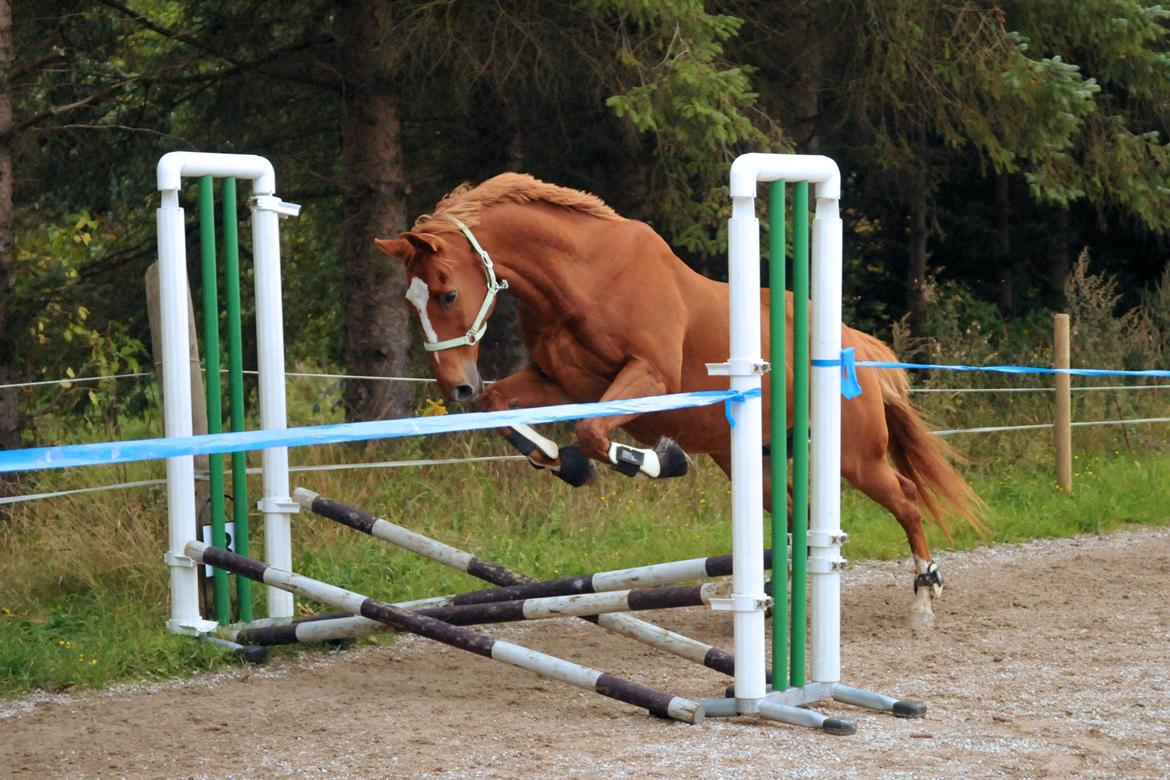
475 205 594 324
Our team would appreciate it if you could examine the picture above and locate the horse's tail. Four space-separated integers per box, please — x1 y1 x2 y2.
851 331 988 537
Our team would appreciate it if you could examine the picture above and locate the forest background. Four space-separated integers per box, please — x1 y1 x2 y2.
2 0 1170 476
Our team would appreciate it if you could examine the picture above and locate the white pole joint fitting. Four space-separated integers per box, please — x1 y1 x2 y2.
807 557 849 574
250 195 302 218
709 593 773 613
164 551 198 568
257 497 300 514
706 359 770 377
807 530 849 547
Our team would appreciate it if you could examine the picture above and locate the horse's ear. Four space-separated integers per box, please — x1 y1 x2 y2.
374 238 413 262
402 231 443 254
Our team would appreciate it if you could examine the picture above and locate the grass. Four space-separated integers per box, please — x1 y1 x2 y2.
2 418 1168 699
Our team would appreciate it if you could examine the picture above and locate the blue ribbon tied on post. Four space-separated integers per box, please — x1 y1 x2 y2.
810 348 863 400
723 386 763 428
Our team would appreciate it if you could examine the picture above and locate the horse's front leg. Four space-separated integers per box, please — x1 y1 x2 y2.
476 365 595 487
575 358 688 480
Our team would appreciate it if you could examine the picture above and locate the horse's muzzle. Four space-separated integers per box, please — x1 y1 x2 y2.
452 382 479 402
444 360 482 403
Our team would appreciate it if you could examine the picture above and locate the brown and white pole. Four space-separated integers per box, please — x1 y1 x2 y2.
186 541 704 724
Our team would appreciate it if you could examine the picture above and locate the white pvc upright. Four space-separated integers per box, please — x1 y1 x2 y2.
809 191 844 684
720 153 843 705
157 196 215 636
723 188 768 709
157 152 299 632
250 194 300 619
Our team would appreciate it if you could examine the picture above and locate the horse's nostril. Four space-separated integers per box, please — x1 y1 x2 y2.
453 384 476 402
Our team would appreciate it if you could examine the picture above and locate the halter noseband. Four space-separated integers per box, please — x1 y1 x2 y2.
420 218 508 353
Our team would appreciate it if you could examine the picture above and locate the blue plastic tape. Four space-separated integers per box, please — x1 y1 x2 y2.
0 390 741 474
811 349 863 399
723 386 763 428
856 360 1170 378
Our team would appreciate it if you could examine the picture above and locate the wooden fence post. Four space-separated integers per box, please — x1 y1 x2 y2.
1054 313 1073 491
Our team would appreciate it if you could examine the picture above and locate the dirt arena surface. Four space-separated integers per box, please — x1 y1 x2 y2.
3 526 1169 779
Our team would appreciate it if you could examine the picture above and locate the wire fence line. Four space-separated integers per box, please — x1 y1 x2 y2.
0 455 528 506
911 384 1170 394
4 367 1170 394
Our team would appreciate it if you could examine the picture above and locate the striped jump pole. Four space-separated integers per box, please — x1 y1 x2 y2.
232 581 728 644
411 581 729 625
298 488 772 602
432 551 770 606
187 541 705 724
293 488 770 684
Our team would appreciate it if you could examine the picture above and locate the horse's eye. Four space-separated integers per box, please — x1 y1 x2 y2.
440 290 458 307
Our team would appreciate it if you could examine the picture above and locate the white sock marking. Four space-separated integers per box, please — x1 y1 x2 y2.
512 423 559 460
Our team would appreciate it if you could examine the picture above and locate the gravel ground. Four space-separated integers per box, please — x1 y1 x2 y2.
3 526 1169 779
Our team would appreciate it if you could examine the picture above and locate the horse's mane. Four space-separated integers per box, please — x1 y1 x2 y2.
413 172 624 232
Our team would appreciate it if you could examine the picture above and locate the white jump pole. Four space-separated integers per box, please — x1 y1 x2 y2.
157 152 299 632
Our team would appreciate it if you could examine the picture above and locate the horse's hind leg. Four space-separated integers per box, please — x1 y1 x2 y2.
477 365 595 487
575 358 688 479
843 457 940 628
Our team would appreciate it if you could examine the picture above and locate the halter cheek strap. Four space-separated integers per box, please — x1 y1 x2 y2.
419 217 509 353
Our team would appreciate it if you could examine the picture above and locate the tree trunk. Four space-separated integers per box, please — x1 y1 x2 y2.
995 173 1014 313
475 95 528 382
0 0 23 496
790 7 822 154
1050 207 1072 308
337 1 413 421
906 173 929 335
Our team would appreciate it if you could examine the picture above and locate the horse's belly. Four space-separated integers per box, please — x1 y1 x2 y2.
530 339 618 402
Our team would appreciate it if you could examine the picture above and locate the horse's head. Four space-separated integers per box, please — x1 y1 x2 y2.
375 225 506 403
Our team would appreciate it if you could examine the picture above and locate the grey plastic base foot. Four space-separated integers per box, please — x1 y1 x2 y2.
199 635 268 664
238 644 268 664
822 717 857 735
893 698 927 718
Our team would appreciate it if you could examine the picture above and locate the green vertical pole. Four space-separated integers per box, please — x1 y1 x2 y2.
768 181 788 690
222 177 252 623
198 176 229 624
790 181 810 688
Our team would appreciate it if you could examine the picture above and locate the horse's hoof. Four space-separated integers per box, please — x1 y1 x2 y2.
553 445 595 487
654 437 689 478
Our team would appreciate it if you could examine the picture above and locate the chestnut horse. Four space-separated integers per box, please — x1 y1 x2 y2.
376 173 984 626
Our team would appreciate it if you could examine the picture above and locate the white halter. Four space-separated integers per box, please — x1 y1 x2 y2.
417 218 508 353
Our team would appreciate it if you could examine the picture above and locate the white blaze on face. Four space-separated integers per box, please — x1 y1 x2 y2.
405 276 441 362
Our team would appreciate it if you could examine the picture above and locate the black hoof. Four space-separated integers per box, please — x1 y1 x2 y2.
654 437 689 478
553 445 595 487
822 717 857 735
892 698 927 719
